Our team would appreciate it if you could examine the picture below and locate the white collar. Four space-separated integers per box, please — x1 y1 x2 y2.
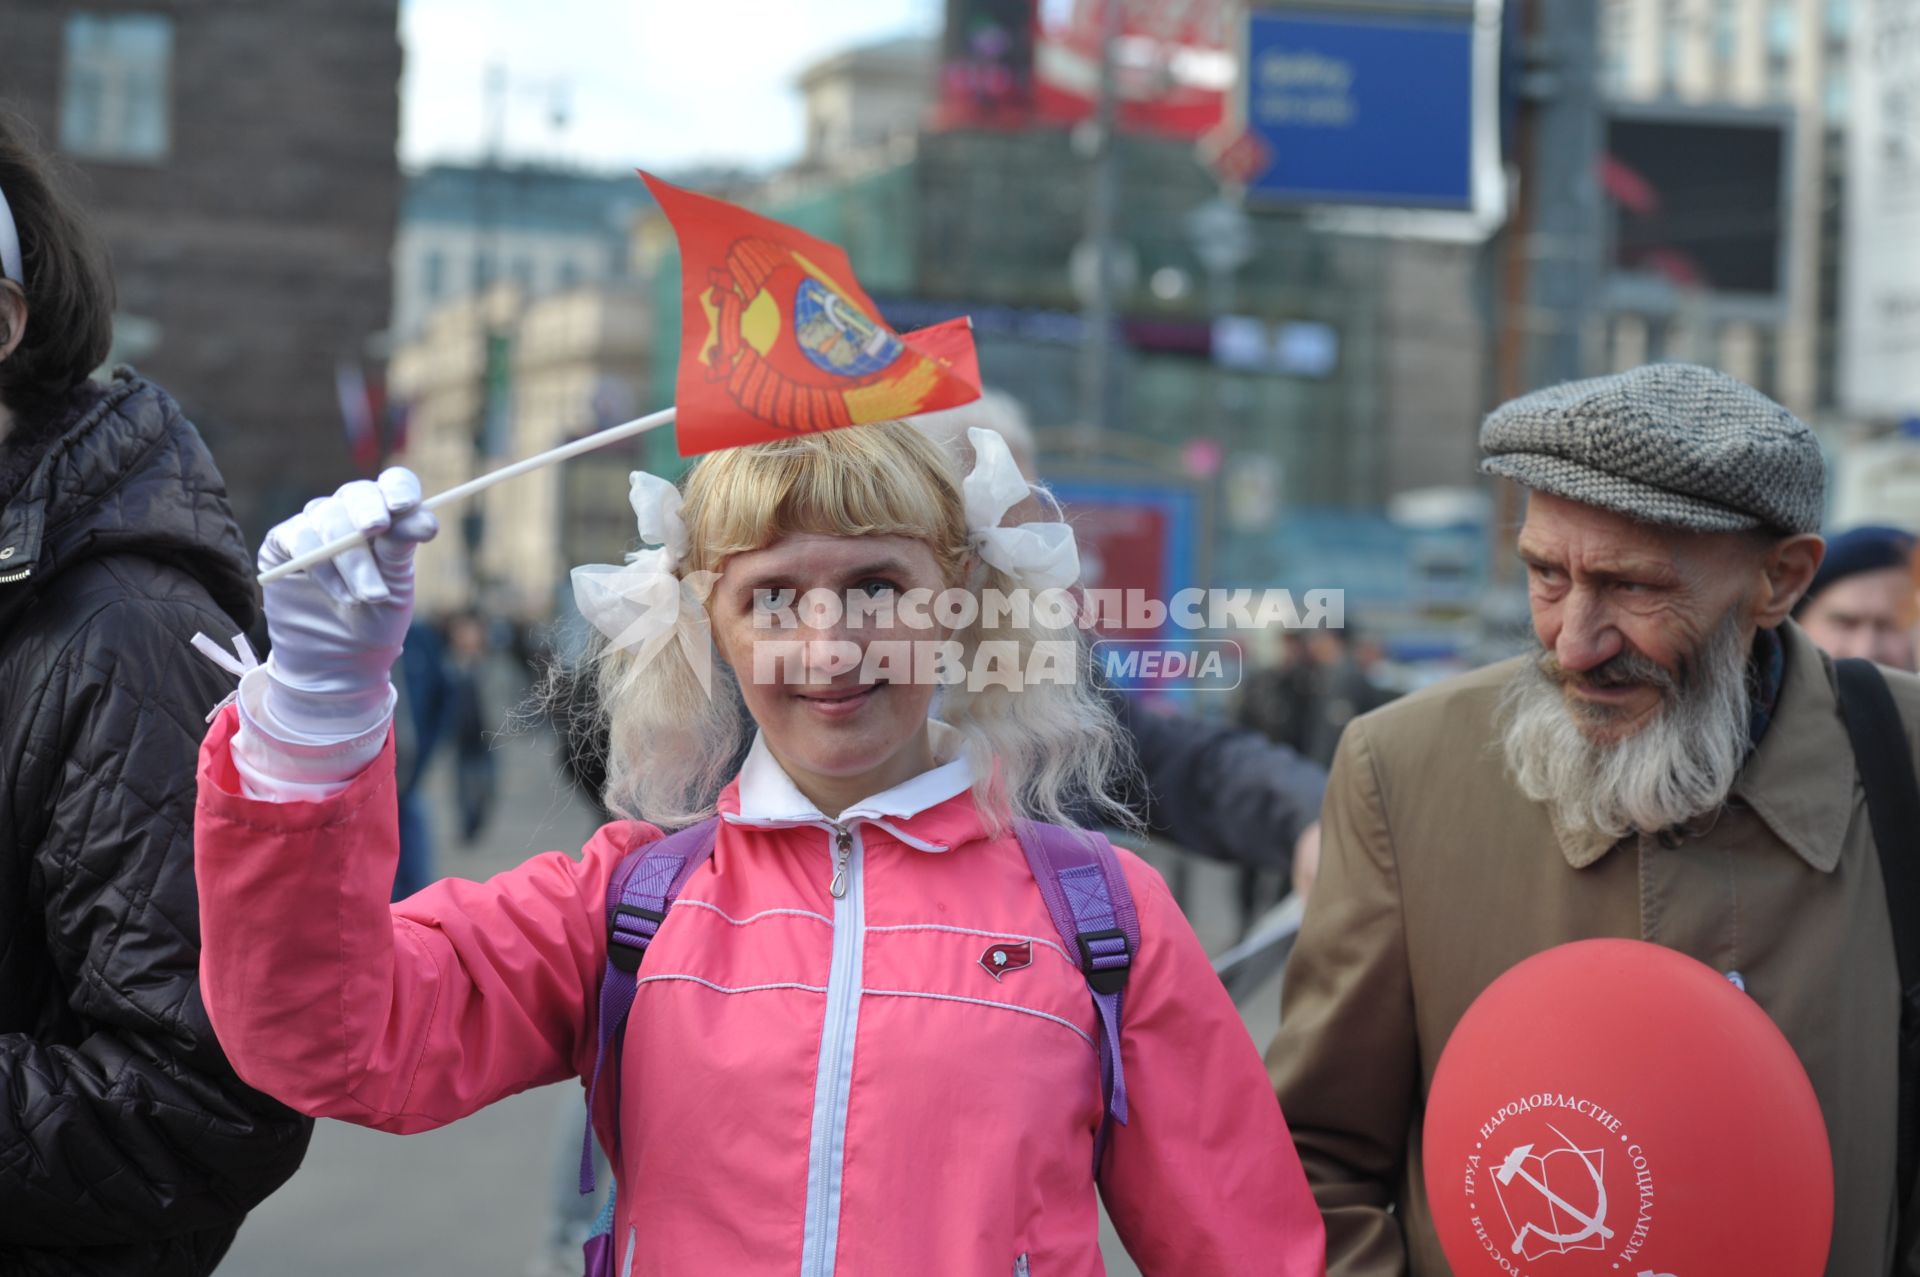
727 720 974 852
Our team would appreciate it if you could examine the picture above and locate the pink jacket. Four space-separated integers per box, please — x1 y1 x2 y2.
195 707 1324 1275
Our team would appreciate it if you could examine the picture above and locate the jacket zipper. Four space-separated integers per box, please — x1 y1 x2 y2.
829 824 853 899
0 565 30 585
801 821 865 1277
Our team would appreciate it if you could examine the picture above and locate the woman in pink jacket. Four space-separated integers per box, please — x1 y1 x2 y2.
192 421 1324 1275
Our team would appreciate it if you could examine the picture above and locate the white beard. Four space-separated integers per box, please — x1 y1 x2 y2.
1496 613 1755 842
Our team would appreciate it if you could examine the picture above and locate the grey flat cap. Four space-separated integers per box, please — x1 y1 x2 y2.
1479 363 1825 535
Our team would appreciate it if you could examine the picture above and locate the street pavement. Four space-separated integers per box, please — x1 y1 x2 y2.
216 689 1287 1276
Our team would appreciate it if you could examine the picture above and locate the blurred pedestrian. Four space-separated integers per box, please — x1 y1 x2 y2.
522 652 618 1277
391 617 450 898
444 609 498 844
0 107 309 1273
914 390 1328 893
1792 524 1916 671
1236 630 1311 756
1291 626 1397 768
1269 364 1913 1275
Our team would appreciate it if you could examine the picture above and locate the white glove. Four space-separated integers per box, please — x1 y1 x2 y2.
253 467 438 743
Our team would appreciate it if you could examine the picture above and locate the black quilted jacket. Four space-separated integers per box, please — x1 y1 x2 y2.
0 372 311 1275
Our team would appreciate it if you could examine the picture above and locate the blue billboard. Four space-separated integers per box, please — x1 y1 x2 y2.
1241 8 1483 210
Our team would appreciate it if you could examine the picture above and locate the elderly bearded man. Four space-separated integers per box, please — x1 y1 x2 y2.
1268 363 1918 1277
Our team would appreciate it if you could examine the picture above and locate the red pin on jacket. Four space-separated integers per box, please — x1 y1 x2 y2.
641 172 982 456
978 939 1034 982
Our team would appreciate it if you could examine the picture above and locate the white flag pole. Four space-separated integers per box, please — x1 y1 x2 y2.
256 405 678 585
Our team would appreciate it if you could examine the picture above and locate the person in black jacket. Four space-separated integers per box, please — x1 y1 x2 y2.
0 108 310 1275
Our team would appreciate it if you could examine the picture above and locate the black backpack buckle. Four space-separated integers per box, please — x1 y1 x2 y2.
1076 927 1132 996
608 903 667 974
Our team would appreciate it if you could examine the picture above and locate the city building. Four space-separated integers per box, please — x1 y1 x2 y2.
391 163 653 341
1599 0 1854 416
636 33 1490 626
389 281 653 621
792 36 936 179
0 0 403 538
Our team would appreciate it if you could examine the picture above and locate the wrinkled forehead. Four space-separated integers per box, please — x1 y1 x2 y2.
1517 490 1761 574
1520 493 1675 554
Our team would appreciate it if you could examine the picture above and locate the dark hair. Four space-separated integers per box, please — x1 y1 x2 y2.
0 105 114 417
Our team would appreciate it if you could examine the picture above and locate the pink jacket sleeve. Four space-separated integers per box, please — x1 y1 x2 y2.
1099 851 1327 1276
194 705 657 1134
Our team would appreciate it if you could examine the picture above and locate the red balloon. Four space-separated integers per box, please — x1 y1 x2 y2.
1423 939 1832 1277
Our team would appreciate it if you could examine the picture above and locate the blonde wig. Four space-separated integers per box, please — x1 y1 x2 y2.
586 420 1138 834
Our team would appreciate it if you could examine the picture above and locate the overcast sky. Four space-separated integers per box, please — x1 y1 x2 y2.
398 0 941 174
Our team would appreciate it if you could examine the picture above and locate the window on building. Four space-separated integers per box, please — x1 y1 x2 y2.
1713 0 1739 66
1766 53 1793 98
1755 325 1781 401
558 258 580 290
1824 62 1850 121
1826 0 1852 43
1768 0 1796 54
61 12 173 163
1661 39 1683 95
1765 0 1795 98
1601 48 1627 95
423 251 445 300
1600 0 1632 94
1660 0 1684 95
1708 0 1741 96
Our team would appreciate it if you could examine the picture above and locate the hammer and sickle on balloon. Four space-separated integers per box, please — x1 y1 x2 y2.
1496 1124 1613 1255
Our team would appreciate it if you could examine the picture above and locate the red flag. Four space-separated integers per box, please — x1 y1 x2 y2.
334 360 379 476
641 172 983 456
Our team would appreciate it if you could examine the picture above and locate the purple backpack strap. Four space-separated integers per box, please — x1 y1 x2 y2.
579 816 721 1198
1013 819 1141 1175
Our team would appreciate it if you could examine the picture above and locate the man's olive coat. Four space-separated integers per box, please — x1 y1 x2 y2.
1269 620 1912 1276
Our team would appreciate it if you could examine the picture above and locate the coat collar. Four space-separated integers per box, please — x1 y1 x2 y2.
0 369 255 633
1728 621 1852 872
718 720 980 853
1552 621 1852 873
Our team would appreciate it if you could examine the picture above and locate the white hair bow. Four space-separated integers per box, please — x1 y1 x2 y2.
571 470 713 691
962 426 1080 591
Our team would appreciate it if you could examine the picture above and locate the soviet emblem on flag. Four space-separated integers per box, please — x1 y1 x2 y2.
693 238 931 434
639 171 981 456
979 940 1033 982
793 277 903 377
